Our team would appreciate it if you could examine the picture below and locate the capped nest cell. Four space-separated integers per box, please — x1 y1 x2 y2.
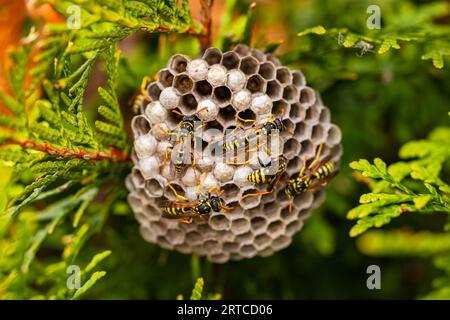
126 45 343 263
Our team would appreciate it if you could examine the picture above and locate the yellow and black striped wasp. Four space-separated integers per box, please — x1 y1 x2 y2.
162 107 208 175
223 113 285 152
129 76 155 114
161 175 232 223
285 144 337 212
241 155 287 200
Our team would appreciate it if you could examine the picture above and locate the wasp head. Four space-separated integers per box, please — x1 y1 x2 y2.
209 195 223 212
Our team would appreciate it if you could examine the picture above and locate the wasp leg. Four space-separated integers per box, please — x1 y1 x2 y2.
195 172 208 197
307 143 324 170
240 190 273 200
167 181 189 201
198 215 208 222
179 218 193 224
235 113 257 125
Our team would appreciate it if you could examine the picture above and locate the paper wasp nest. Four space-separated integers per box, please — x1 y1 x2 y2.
126 45 342 263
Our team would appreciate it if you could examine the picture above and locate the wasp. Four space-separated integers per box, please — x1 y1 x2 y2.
162 107 207 175
285 144 337 212
129 76 152 114
161 175 231 223
241 155 287 200
223 113 289 166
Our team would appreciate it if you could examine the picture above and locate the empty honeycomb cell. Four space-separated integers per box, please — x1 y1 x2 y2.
131 115 151 137
299 87 316 107
240 56 259 75
159 87 180 109
227 69 247 91
300 139 314 158
174 243 193 254
293 192 314 211
186 59 209 81
213 86 232 104
127 46 342 263
196 99 219 122
258 61 276 80
177 94 197 115
254 234 271 250
169 54 189 73
231 89 252 111
144 178 165 197
223 241 240 253
147 82 162 101
218 105 236 125
239 189 262 210
221 51 240 70
130 168 145 189
156 235 173 250
246 74 267 93
291 70 306 88
209 253 230 263
185 231 203 245
283 85 299 103
319 107 331 123
271 235 291 251
158 68 174 87
203 239 221 254
203 47 222 65
262 201 282 220
233 44 250 57
286 156 302 176
282 118 296 136
286 219 303 237
293 122 310 140
250 93 272 115
194 80 213 98
326 124 342 146
240 244 257 258
220 183 240 203
272 99 289 118
250 216 268 233
166 228 185 245
276 67 292 84
143 204 161 221
231 218 251 235
209 214 231 231
250 48 266 62
289 103 305 122
173 74 194 94
207 64 227 87
305 106 320 123
151 220 168 236
267 220 285 238
266 80 282 100
311 124 326 143
236 231 254 244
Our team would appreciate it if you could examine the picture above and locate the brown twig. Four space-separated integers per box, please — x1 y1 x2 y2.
198 0 214 52
3 137 130 162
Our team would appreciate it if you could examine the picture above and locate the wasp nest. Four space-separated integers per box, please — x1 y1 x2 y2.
126 45 342 263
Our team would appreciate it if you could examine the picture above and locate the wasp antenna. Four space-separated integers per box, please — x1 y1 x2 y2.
194 106 208 115
171 109 183 116
196 172 208 196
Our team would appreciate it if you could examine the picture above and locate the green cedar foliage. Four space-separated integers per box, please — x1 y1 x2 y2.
0 0 199 299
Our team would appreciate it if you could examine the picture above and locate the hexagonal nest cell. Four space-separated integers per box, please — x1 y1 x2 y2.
127 45 343 263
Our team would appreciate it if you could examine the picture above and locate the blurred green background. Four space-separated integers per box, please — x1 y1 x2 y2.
1 0 449 299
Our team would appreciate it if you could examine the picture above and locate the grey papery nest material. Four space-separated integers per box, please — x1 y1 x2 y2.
126 44 343 263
